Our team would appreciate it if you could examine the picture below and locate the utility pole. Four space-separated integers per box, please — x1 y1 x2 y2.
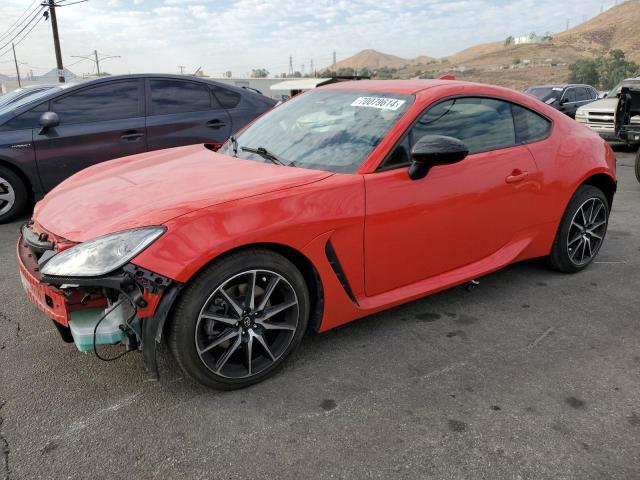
310 59 314 77
48 0 65 83
288 55 293 76
178 65 185 74
333 50 336 70
72 51 121 77
93 49 101 76
12 43 21 87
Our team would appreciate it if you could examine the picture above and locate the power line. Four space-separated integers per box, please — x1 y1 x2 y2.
0 9 47 59
0 6 45 53
0 0 40 43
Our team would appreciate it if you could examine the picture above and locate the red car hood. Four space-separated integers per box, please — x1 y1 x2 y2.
34 144 333 242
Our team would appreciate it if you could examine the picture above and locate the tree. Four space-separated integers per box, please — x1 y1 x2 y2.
568 50 640 89
529 31 537 40
250 68 269 78
597 49 639 89
373 67 397 79
568 58 599 86
504 36 514 46
512 58 521 65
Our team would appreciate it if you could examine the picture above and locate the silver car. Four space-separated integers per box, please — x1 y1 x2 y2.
575 77 640 142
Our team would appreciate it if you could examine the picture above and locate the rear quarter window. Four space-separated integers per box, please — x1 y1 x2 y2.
212 86 242 109
512 104 552 144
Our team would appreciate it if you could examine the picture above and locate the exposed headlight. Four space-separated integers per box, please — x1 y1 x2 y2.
41 227 165 277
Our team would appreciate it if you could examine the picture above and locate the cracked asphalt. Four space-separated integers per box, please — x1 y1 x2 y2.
1 147 639 480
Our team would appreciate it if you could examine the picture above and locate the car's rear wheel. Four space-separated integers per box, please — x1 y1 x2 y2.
547 185 609 273
0 166 28 224
167 249 309 389
634 148 640 183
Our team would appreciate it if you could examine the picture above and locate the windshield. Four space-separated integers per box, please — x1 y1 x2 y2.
608 80 640 97
218 90 413 173
525 87 562 102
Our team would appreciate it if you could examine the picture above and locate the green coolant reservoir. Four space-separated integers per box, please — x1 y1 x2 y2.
68 302 130 352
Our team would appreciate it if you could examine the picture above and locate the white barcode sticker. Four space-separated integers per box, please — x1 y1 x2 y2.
350 96 406 110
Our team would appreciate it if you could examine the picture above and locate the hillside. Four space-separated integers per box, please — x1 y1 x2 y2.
332 49 408 70
331 49 434 71
326 0 640 89
555 0 640 61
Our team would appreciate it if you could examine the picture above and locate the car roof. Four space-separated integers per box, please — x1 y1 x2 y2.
528 84 594 89
322 79 473 95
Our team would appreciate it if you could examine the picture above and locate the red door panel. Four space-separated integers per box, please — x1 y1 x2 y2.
364 145 540 297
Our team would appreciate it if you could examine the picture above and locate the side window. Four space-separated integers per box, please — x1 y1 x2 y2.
577 88 591 102
410 97 516 154
563 88 576 103
0 102 48 131
512 105 552 144
150 80 211 115
211 86 242 109
51 81 141 124
588 88 598 100
382 136 411 169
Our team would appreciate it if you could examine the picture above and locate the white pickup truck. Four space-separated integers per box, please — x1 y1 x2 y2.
576 77 640 144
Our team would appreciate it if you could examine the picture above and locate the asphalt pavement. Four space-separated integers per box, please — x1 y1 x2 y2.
1 148 639 480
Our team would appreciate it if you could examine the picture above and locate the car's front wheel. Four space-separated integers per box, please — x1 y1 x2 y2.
167 249 309 389
547 185 609 273
634 148 640 183
0 166 28 224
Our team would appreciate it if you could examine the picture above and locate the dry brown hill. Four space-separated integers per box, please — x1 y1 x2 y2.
332 49 410 70
331 49 435 71
555 0 640 61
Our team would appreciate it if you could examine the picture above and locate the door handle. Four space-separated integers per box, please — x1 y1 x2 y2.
206 119 226 129
121 132 144 142
505 170 529 183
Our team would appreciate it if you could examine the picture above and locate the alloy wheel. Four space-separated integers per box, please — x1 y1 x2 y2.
195 269 299 379
566 197 607 266
0 176 15 216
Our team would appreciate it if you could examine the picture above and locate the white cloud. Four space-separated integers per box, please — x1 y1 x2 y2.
0 0 614 78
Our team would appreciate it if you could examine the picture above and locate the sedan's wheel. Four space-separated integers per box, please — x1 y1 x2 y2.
0 166 28 224
168 249 309 389
634 149 640 183
548 185 609 273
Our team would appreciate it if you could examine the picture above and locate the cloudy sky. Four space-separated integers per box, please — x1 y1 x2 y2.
0 0 616 78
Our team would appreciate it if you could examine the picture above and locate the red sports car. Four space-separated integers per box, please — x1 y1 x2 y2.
18 80 616 389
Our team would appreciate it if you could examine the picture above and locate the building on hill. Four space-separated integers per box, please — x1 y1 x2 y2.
514 35 544 45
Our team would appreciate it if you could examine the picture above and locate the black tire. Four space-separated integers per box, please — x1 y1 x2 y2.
635 148 640 184
167 249 310 390
547 185 609 273
0 165 28 224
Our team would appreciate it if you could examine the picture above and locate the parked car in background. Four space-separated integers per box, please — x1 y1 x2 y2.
614 85 640 182
0 74 276 222
576 77 640 142
525 84 598 118
0 84 61 110
18 80 616 389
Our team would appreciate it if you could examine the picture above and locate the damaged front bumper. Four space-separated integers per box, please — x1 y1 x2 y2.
17 222 182 380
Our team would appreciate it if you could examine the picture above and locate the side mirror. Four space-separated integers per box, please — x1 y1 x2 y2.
39 112 59 134
408 135 468 180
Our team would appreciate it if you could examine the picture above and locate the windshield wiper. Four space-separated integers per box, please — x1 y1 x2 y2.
240 146 290 166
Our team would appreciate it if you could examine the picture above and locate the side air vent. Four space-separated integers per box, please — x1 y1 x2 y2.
325 240 357 304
